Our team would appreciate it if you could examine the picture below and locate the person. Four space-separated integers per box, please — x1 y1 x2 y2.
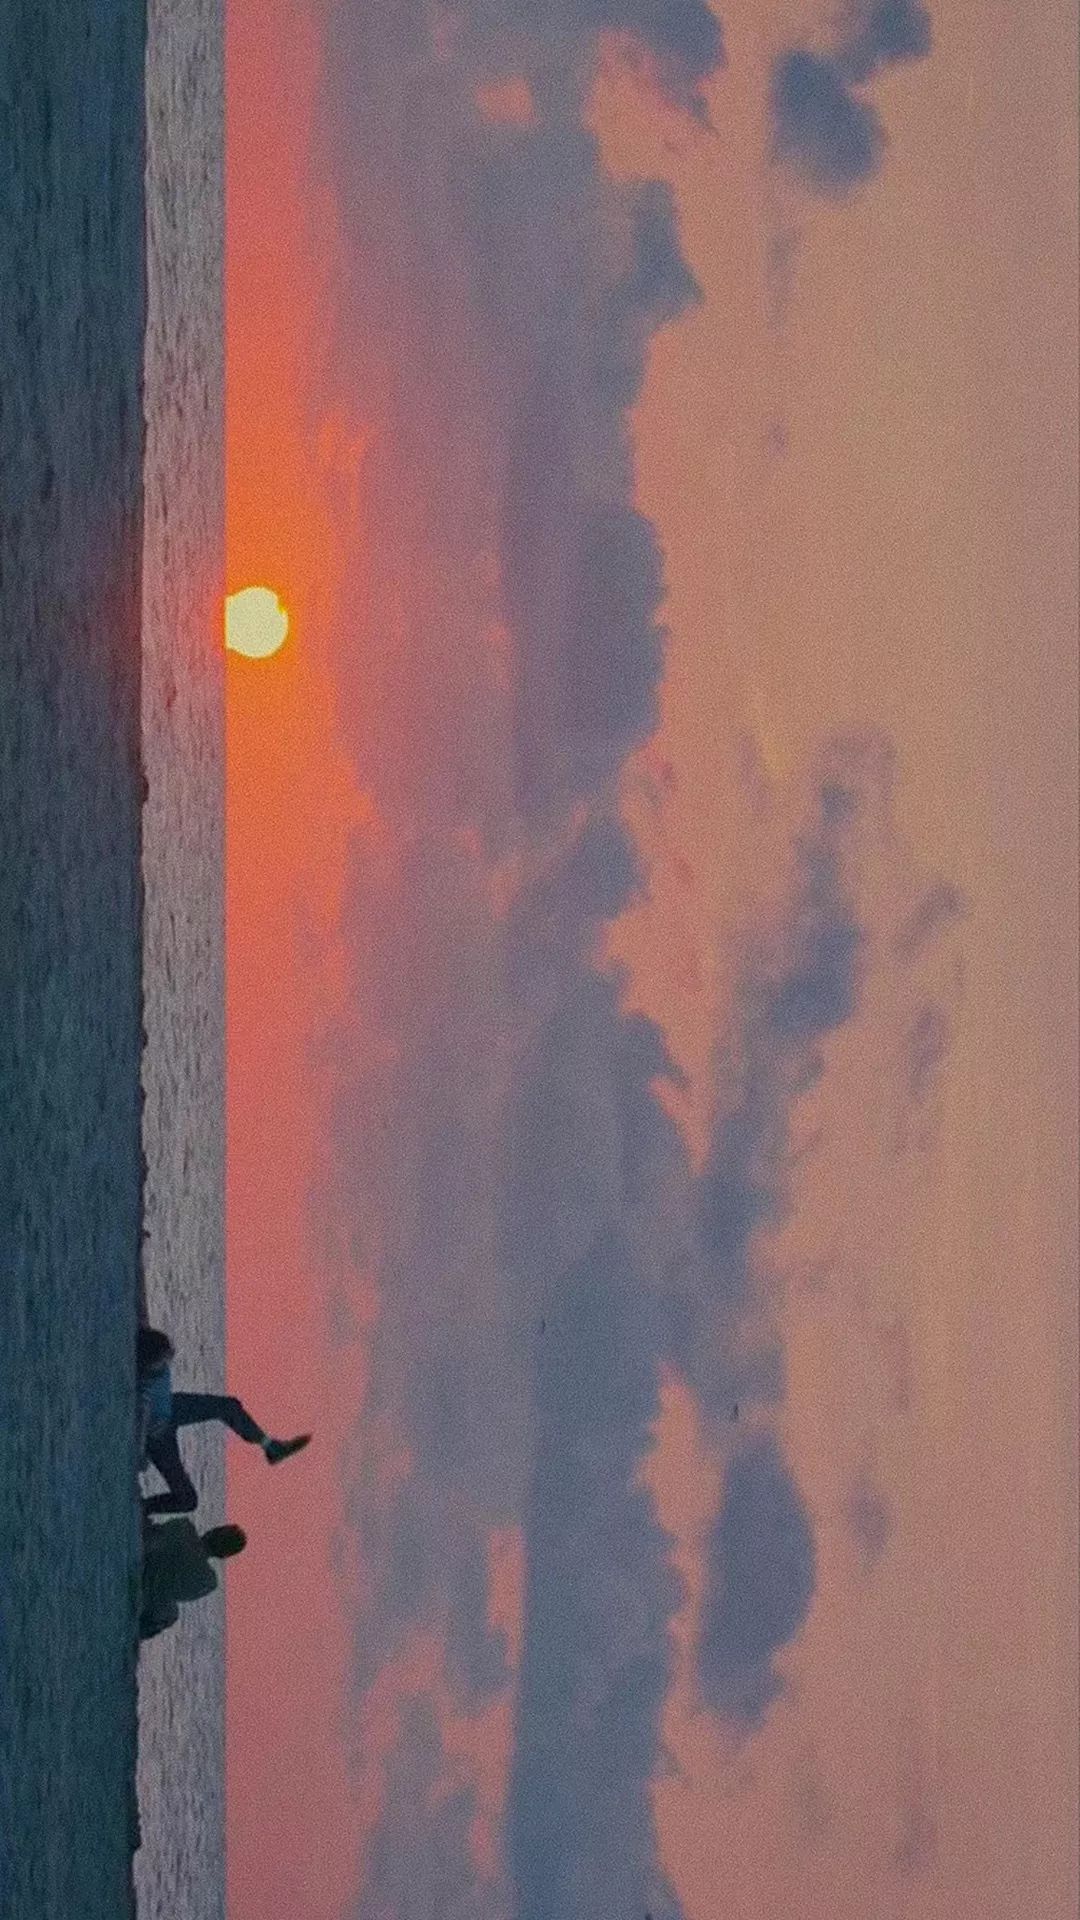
139 1517 247 1641
137 1325 311 1516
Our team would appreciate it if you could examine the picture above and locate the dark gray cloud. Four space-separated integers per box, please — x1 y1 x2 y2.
509 1233 685 1920
771 51 885 198
728 1340 787 1408
565 507 667 736
458 163 696 814
885 864 966 1152
698 1433 817 1725
506 815 646 994
697 1080 792 1278
503 754 877 1790
841 1 932 85
767 915 862 1040
771 1 932 196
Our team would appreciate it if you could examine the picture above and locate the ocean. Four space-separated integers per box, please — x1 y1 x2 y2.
0 3 225 1917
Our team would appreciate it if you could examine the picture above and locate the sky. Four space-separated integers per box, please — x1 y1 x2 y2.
224 3 1078 1918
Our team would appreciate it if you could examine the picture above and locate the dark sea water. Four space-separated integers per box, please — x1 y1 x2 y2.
1 5 148 1916
0 4 224 1917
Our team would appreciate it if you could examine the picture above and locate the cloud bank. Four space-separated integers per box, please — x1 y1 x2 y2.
308 0 943 1909
314 4 724 1905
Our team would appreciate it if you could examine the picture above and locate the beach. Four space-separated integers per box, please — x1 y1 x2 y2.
135 0 227 1911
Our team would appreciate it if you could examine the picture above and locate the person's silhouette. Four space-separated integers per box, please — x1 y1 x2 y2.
138 1326 310 1515
139 1518 247 1640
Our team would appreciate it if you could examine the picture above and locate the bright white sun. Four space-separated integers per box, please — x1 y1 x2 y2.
225 586 289 659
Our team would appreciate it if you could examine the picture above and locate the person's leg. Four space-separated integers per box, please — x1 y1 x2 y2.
144 1426 198 1515
169 1392 311 1466
170 1391 267 1446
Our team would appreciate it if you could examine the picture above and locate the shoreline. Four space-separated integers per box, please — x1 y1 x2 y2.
133 0 227 1912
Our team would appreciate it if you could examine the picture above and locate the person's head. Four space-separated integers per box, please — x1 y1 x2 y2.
200 1524 247 1561
137 1325 174 1373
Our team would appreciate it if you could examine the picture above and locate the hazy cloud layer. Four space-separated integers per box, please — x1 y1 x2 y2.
311 0 939 1908
315 1 717 1907
771 1 932 196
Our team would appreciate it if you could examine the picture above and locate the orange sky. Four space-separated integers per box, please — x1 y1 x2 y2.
225 1 1078 1916
599 4 1079 1912
225 3 365 1912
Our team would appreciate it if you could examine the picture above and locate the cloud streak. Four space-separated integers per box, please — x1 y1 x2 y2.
682 744 872 1422
845 1470 894 1571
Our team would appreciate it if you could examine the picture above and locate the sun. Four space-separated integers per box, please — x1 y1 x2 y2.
225 586 290 658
